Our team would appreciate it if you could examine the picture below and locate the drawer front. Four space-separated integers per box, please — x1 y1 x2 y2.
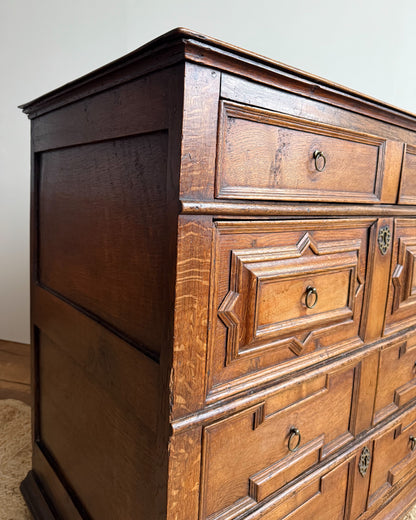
208 219 370 401
373 334 416 425
239 461 349 520
200 363 356 519
368 406 416 509
399 145 416 204
384 219 416 336
216 101 395 203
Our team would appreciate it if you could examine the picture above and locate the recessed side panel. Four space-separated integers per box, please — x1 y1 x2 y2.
36 317 160 520
37 131 168 358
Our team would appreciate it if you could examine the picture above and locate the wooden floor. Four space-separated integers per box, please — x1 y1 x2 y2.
0 339 30 405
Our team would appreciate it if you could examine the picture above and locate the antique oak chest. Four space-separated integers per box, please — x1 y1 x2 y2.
20 29 416 519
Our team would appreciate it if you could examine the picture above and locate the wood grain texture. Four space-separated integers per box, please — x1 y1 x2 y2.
182 200 416 217
37 330 160 520
38 132 169 359
385 219 416 336
207 218 370 403
19 28 416 520
216 101 389 203
368 407 416 510
220 73 416 141
31 69 171 152
31 444 84 520
399 145 416 205
179 63 220 201
170 215 213 419
166 427 202 520
200 361 359 518
360 218 394 342
373 334 416 425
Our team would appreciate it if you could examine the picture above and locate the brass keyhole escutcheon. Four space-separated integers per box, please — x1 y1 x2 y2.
305 286 318 309
410 435 416 451
313 150 327 172
359 446 371 477
378 225 391 255
288 427 302 452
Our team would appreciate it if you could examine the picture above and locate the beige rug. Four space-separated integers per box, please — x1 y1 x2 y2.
0 399 32 520
0 398 416 520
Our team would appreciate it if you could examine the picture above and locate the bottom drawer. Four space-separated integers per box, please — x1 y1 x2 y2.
200 360 362 519
240 460 349 520
368 406 416 509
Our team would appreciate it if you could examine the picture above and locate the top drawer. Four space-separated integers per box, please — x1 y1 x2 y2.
399 145 416 204
216 101 401 204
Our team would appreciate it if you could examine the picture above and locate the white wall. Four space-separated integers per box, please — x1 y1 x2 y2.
1 0 415 344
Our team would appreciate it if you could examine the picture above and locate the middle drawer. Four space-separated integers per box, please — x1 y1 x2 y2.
207 218 372 402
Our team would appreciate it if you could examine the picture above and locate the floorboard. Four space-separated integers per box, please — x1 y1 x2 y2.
0 340 30 404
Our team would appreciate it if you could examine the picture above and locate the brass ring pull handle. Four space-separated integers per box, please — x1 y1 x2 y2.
410 435 416 451
313 150 327 172
305 286 318 309
288 427 302 452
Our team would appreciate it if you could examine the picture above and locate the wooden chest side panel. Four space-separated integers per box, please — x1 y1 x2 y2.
37 131 169 359
36 328 160 519
31 68 172 152
31 285 165 519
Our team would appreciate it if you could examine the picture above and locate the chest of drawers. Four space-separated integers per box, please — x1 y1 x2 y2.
20 29 416 520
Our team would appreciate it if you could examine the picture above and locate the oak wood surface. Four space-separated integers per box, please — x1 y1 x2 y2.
200 359 365 518
38 131 169 359
216 101 391 203
207 218 370 403
19 28 416 520
385 219 416 336
373 334 416 425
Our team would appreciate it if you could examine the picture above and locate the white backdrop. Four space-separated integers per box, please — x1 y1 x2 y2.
1 0 415 343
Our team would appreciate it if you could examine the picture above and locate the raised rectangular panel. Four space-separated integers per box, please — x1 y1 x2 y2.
385 219 416 336
216 101 391 203
37 132 169 357
373 334 416 425
208 219 370 401
200 362 358 519
399 145 416 204
36 327 160 519
368 407 416 509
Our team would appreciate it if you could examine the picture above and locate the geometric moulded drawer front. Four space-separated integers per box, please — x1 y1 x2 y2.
200 361 358 519
385 219 416 336
373 333 416 425
216 101 392 204
368 406 416 509
208 219 371 402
